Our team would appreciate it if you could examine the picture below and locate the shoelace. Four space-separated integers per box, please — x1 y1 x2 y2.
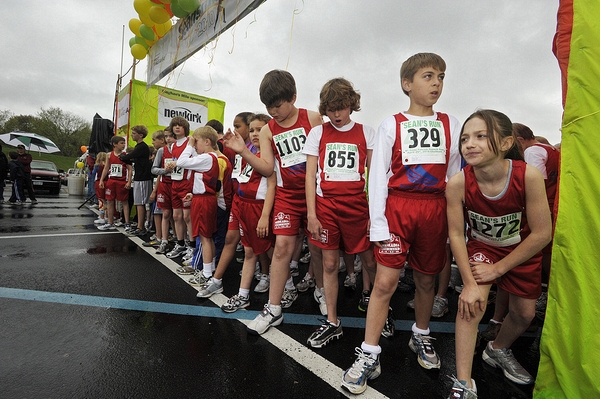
347 348 376 378
416 334 436 354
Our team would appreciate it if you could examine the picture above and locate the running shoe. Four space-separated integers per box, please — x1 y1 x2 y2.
166 243 186 258
190 273 212 287
281 288 298 309
482 341 534 385
480 321 502 342
254 274 270 293
358 290 370 312
155 241 169 254
299 251 311 264
94 218 106 225
296 272 315 292
313 286 327 316
221 294 250 313
447 375 478 399
176 266 196 275
246 304 283 335
97 223 116 231
341 347 381 395
344 273 357 290
381 307 395 338
142 239 161 247
307 319 343 348
409 332 440 369
432 295 449 318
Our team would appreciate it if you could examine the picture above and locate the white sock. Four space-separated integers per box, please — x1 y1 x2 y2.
239 288 250 298
290 260 298 269
202 263 212 278
361 342 381 358
267 301 281 316
285 276 295 290
213 277 222 285
412 323 430 336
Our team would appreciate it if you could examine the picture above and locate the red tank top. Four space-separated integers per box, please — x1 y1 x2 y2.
237 153 269 200
388 112 451 194
191 152 220 195
269 108 312 190
108 152 128 181
318 122 368 197
464 160 530 248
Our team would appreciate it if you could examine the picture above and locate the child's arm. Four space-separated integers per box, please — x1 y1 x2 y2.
125 164 132 188
447 172 486 320
471 165 552 283
305 154 322 241
223 125 275 177
151 147 167 175
257 173 276 238
368 118 395 245
99 156 111 188
175 147 213 171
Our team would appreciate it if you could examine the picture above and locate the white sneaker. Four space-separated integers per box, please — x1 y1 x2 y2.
94 218 106 225
254 274 270 293
313 287 327 316
246 304 283 335
97 223 116 231
354 255 363 273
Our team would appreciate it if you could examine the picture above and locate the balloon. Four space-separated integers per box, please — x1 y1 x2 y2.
159 0 172 4
154 19 172 37
80 146 87 153
133 0 153 15
170 1 189 18
164 3 173 17
130 36 149 49
149 6 171 24
76 161 84 169
129 18 142 37
179 0 199 13
139 24 156 41
150 0 162 3
139 13 156 27
131 44 148 60
145 38 157 47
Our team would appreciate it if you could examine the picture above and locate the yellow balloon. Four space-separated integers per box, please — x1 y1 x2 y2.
76 161 85 169
159 0 171 4
154 19 172 37
149 6 170 24
133 0 153 15
139 13 155 27
129 18 142 37
131 44 148 60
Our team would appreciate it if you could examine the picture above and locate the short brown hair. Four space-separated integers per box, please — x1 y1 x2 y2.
169 116 190 136
318 78 361 115
259 70 296 108
400 53 446 96
132 125 148 138
512 123 535 141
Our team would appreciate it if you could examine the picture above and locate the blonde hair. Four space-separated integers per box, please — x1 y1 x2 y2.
192 126 218 149
95 152 107 165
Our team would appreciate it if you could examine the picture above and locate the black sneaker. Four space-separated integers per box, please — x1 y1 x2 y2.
381 307 395 338
358 290 370 312
307 319 343 348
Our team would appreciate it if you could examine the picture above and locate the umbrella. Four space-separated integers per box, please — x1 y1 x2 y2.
0 131 60 153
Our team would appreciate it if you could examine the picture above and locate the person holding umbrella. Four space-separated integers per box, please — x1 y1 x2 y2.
16 144 38 204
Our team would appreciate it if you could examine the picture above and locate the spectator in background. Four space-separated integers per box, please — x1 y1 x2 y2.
8 151 25 204
0 144 8 203
16 144 37 204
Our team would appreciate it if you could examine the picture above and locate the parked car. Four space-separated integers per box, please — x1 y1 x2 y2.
30 160 61 195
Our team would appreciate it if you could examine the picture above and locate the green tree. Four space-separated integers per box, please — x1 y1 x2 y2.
37 107 91 157
0 109 14 132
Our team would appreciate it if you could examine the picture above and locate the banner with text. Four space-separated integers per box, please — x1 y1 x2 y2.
147 0 267 86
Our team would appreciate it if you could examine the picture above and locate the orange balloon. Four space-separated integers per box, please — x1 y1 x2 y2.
80 145 87 153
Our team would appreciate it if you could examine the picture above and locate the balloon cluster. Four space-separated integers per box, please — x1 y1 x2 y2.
129 0 200 60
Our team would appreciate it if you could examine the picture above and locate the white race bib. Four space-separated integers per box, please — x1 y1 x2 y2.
231 154 243 179
273 128 307 168
323 142 360 182
468 210 522 247
400 119 446 165
109 163 123 178
237 162 253 184
170 158 183 181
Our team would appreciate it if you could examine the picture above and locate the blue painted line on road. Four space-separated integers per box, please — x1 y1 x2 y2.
0 287 459 333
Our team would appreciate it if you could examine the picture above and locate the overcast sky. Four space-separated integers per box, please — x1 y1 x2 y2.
1 1 562 144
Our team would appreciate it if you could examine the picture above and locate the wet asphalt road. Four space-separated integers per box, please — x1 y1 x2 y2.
0 188 541 399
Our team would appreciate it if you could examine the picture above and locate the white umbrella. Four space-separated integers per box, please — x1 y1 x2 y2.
0 131 60 153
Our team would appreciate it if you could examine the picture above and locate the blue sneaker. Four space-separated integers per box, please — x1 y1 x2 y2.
341 347 381 394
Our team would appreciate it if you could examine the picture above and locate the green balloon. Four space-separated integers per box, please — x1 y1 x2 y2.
139 24 156 41
134 36 150 50
170 1 189 18
179 0 198 13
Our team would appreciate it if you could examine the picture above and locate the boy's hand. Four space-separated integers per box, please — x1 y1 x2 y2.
165 161 176 171
183 193 192 202
257 215 269 238
222 128 247 154
124 181 131 189
307 215 323 242
188 136 195 147
99 181 104 189
471 262 502 283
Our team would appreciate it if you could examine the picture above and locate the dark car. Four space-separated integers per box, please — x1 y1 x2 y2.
30 160 61 195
